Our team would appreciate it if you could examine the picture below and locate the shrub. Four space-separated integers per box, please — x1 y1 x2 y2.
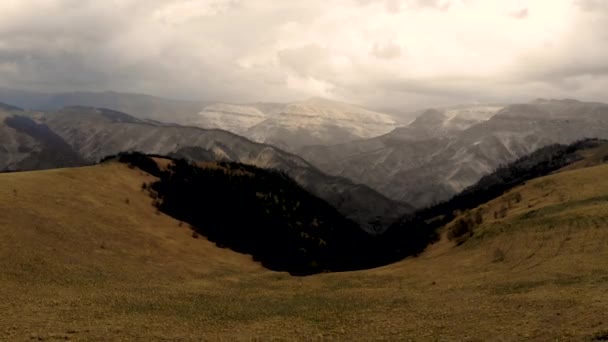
592 330 608 341
498 204 508 219
492 248 506 263
447 216 474 244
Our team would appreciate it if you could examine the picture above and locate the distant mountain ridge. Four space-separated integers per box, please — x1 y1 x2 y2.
0 88 207 124
0 88 400 151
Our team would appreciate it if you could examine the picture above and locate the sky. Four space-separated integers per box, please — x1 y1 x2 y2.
0 0 607 112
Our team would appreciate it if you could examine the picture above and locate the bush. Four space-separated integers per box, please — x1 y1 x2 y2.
492 248 506 263
447 217 474 244
592 330 608 341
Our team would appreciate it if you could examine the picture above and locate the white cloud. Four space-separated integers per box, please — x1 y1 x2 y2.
0 0 607 110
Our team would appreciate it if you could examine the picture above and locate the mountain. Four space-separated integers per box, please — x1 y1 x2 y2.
0 106 409 232
196 97 399 150
2 141 607 341
191 103 270 133
394 105 504 140
0 106 84 171
0 88 206 124
299 99 608 208
377 138 608 264
0 102 23 112
0 89 399 151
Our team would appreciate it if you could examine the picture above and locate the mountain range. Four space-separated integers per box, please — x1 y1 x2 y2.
0 88 400 151
0 104 408 233
3 91 608 226
299 99 608 208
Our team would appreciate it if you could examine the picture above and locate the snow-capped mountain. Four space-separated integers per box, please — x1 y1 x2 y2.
0 89 400 151
192 103 269 134
389 105 504 141
196 97 399 150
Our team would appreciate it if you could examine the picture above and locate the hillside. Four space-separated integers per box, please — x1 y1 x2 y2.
379 139 608 263
0 108 84 171
300 99 608 208
114 153 370 275
1 152 607 340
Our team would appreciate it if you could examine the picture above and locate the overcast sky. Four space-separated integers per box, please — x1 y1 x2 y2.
0 0 607 111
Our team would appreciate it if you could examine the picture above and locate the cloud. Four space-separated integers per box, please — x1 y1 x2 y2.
0 0 607 111
371 42 403 59
575 0 608 11
509 8 529 19
278 44 329 77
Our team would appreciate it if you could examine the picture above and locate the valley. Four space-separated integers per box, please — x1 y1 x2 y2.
4 3 608 340
1 156 607 340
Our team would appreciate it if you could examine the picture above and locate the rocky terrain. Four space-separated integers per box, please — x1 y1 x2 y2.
300 100 608 208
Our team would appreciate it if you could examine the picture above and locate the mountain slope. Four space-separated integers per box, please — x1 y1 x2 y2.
0 88 206 124
0 107 84 171
378 139 608 264
0 102 23 112
36 106 409 232
196 97 399 150
300 99 608 208
115 153 370 275
1 155 607 340
440 157 608 266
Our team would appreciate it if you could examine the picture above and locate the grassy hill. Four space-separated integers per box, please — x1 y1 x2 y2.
1 153 608 339
112 153 370 275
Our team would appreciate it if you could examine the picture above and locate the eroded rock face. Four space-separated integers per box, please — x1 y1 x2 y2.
299 100 608 208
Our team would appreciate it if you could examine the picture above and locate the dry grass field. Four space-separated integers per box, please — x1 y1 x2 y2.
1 161 607 341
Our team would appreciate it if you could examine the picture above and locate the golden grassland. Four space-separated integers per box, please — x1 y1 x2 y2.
1 162 607 341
